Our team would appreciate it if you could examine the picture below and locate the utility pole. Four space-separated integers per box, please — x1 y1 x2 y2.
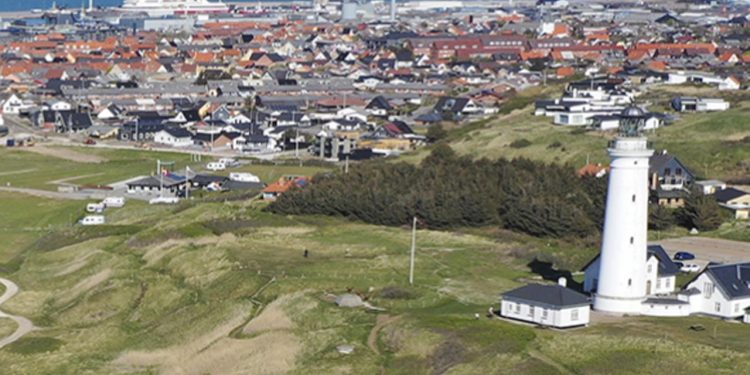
295 124 300 158
409 216 417 285
185 165 190 200
157 159 163 198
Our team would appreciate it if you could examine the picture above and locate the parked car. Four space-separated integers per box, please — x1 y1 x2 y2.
149 196 180 205
674 251 696 261
681 263 701 273
206 162 226 171
83 138 96 145
79 215 105 225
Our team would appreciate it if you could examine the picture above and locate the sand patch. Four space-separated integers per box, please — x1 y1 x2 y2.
242 295 294 336
59 269 113 305
20 146 107 163
53 251 102 277
114 303 300 375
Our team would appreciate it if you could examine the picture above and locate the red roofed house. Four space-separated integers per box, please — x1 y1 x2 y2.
262 176 309 200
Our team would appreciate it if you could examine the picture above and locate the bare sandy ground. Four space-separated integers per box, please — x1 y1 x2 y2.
19 146 107 163
59 269 113 305
115 298 301 375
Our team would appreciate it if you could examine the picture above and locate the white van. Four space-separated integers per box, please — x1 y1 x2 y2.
218 158 239 167
80 215 105 225
149 196 180 205
86 202 105 213
102 196 125 208
229 172 260 183
206 162 226 171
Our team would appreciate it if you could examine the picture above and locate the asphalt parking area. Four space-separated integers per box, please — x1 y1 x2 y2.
652 237 750 267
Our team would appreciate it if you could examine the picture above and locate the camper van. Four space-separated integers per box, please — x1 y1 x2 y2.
86 202 106 213
80 215 105 226
102 197 125 208
229 172 260 183
218 158 239 167
149 196 180 205
206 162 226 171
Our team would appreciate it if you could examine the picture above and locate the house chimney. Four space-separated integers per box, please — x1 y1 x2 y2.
558 277 567 287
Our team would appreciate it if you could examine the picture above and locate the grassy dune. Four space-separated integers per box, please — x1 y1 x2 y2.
0 192 746 374
404 88 750 181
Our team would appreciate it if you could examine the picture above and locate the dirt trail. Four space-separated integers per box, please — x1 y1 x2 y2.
0 278 36 349
19 146 107 163
0 186 90 200
367 314 401 356
528 349 574 375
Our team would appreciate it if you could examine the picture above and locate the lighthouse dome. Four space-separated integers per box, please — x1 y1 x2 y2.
621 106 645 117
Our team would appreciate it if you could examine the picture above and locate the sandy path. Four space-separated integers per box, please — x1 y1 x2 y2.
367 314 400 356
19 146 107 163
0 278 36 349
0 168 37 177
48 172 105 185
528 349 574 375
0 186 89 200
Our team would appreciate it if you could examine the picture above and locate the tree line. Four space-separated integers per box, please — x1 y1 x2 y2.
266 145 608 238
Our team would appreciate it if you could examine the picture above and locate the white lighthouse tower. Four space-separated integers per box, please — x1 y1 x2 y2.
593 107 654 314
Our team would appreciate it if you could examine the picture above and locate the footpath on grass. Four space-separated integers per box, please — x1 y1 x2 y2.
0 278 36 349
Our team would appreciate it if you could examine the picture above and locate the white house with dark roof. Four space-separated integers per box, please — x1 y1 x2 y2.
153 127 194 147
682 263 750 319
500 282 590 328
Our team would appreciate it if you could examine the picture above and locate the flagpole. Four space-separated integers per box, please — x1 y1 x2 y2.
409 216 416 285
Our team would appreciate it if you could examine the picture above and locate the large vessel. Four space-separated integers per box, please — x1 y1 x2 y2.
120 0 231 17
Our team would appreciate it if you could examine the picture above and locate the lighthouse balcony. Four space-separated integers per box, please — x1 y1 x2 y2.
607 138 653 151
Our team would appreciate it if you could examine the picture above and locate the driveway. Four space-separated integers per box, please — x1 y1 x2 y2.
652 237 750 266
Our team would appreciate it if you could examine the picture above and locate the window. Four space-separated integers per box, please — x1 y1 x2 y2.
630 237 634 244
676 168 682 176
656 279 661 289
529 306 535 317
666 279 671 289
664 168 671 176
703 282 713 298
571 309 579 321
515 303 520 314
715 302 721 313
628 279 632 286
648 265 653 273
735 304 739 313
542 309 548 320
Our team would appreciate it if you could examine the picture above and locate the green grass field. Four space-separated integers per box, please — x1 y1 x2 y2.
0 190 747 374
0 146 333 190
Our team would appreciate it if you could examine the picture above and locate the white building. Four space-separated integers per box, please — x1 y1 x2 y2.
682 263 750 318
501 283 590 328
153 128 194 147
591 107 654 314
584 245 680 297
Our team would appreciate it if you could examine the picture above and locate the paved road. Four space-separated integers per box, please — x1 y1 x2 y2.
653 237 750 266
0 278 35 349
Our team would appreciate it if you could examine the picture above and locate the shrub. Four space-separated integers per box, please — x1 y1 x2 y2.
509 139 532 148
547 141 563 149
